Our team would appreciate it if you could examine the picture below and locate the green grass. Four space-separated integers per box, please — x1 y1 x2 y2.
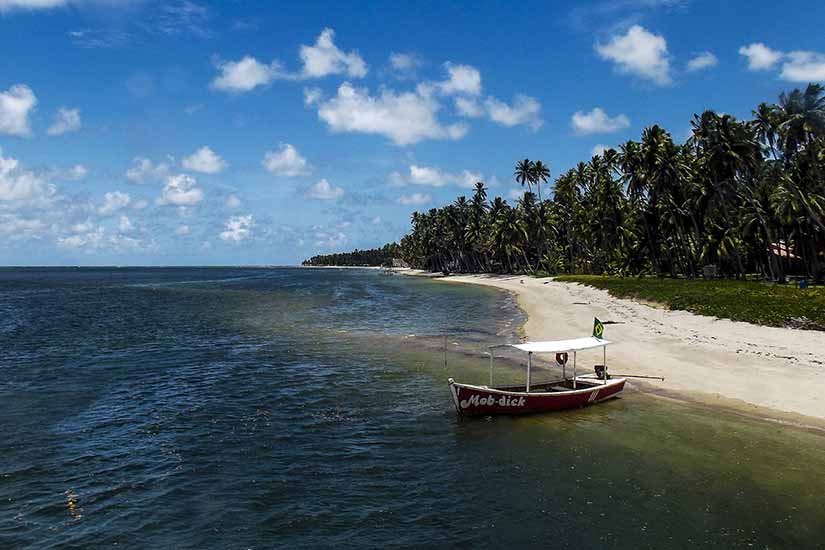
554 275 825 330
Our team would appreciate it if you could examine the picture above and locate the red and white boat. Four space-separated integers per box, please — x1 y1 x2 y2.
448 331 625 416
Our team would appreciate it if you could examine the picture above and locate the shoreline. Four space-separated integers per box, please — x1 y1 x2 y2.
398 269 825 429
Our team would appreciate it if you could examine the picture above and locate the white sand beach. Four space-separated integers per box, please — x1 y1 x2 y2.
417 272 825 424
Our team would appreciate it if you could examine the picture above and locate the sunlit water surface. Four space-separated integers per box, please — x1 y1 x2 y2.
1 267 823 549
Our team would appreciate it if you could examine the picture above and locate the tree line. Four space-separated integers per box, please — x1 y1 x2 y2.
302 243 400 267
396 85 825 282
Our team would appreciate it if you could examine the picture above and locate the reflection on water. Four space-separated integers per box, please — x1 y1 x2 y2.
0 267 823 549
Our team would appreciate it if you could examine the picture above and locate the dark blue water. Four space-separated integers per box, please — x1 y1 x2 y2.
1 267 824 549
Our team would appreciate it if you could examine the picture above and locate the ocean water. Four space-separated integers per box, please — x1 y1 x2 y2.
1 267 824 549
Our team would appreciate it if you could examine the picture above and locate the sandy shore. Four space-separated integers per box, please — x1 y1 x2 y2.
402 271 825 425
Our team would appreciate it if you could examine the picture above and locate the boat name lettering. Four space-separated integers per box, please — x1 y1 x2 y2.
460 394 526 408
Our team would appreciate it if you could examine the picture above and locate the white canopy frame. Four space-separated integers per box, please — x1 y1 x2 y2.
488 337 610 392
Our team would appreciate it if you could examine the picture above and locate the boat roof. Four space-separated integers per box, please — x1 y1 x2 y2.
510 336 610 353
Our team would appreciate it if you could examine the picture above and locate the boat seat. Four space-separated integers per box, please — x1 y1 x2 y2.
550 386 569 392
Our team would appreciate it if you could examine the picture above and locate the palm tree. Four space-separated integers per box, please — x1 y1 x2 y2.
514 158 534 194
531 160 550 202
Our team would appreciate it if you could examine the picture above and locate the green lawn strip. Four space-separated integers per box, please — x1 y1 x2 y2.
554 275 825 330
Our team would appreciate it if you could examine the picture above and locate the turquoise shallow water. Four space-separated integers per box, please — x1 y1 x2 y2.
1 267 824 549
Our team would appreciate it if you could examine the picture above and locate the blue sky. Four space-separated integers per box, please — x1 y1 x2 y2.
1 0 824 265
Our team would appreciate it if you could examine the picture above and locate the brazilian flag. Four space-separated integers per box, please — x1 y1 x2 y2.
593 317 605 339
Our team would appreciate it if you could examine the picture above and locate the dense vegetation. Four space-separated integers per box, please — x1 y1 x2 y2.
302 243 400 267
557 275 825 329
397 85 825 282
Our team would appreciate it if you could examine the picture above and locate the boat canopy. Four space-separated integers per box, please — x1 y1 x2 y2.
509 336 610 354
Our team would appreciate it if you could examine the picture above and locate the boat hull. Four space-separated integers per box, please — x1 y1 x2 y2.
448 378 626 416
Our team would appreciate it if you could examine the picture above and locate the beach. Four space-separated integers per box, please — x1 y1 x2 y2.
410 272 825 425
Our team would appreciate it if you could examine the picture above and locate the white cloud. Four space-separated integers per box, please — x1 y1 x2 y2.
0 0 142 13
47 106 81 135
371 216 381 225
262 143 311 176
0 147 56 207
225 194 241 208
484 95 543 130
98 190 131 215
182 146 227 174
314 81 467 146
125 157 170 184
397 193 432 206
307 178 344 200
57 226 104 250
393 164 482 189
157 174 204 206
595 25 671 85
299 27 367 79
175 224 191 236
314 230 347 249
737 44 825 82
303 86 323 106
65 164 88 180
438 62 481 96
389 52 423 78
118 215 132 232
0 0 69 12
739 43 783 71
0 214 46 240
220 214 253 242
454 96 484 117
571 107 630 135
0 84 37 137
210 56 286 93
686 51 718 72
780 51 825 82
591 144 610 157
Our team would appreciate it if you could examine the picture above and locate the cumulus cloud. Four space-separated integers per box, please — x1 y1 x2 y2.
262 143 311 176
389 52 423 78
220 214 253 242
595 25 671 85
303 86 323 106
571 107 630 135
0 147 56 208
47 107 81 135
307 178 344 200
437 62 481 96
98 190 131 215
390 164 482 189
314 81 467 146
739 43 783 71
0 0 65 12
454 96 484 117
157 174 204 206
314 229 347 249
0 84 37 137
484 95 543 130
738 43 825 82
64 164 88 181
118 215 132 232
397 192 431 206
125 157 170 184
781 51 825 82
686 51 718 72
299 27 367 79
210 55 286 93
181 146 227 174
